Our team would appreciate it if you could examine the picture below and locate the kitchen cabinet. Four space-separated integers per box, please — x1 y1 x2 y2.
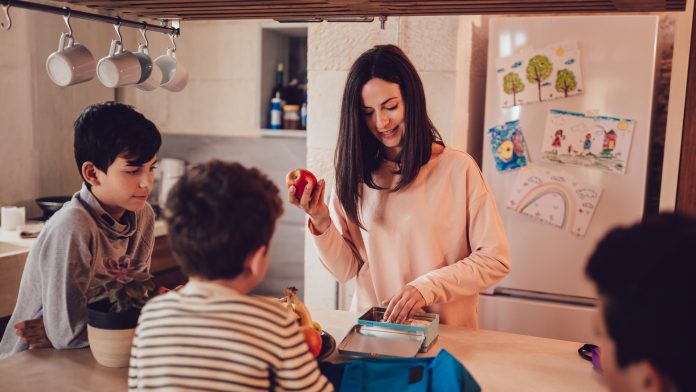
260 25 308 131
119 20 309 138
150 236 188 290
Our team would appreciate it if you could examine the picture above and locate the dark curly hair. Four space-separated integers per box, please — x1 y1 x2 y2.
586 213 696 391
164 160 283 279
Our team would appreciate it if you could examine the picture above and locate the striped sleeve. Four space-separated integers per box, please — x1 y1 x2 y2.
270 307 333 392
128 292 333 392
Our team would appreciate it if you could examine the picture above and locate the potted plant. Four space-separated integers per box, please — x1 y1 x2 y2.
86 255 155 367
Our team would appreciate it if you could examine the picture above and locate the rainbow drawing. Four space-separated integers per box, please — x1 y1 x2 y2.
513 183 575 230
507 166 602 236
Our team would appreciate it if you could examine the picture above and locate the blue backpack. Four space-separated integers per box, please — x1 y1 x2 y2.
319 349 481 392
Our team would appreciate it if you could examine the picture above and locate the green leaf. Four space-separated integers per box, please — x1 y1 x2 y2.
125 284 145 299
132 272 152 282
93 273 110 281
142 280 156 291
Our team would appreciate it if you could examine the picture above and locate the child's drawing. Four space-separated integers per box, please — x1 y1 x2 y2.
496 41 584 107
488 120 529 172
507 166 602 236
541 109 636 174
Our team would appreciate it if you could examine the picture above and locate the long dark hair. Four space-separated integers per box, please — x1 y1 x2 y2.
335 44 443 229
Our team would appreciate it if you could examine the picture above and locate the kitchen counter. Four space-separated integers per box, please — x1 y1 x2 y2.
0 308 607 391
0 220 168 257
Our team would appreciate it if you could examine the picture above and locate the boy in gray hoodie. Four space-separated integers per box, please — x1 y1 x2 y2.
0 102 161 358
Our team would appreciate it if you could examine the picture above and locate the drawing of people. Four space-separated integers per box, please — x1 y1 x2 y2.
583 133 592 155
552 129 564 153
602 129 617 156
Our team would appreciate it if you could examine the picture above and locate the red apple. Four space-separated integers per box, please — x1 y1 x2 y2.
300 325 322 358
286 168 318 199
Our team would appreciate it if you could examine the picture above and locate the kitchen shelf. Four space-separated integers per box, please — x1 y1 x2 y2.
260 26 308 130
259 129 307 139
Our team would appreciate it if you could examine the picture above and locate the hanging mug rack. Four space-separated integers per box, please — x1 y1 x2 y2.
1 0 187 92
0 0 179 35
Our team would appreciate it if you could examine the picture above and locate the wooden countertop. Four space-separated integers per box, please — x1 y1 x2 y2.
0 308 607 392
0 221 168 259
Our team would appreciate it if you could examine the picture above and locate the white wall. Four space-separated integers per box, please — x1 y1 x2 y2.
121 20 265 136
0 9 114 216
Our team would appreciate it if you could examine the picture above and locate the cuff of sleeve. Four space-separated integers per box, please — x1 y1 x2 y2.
307 218 333 237
407 279 436 306
307 219 339 257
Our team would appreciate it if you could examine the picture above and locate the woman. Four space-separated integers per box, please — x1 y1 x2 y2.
290 45 510 328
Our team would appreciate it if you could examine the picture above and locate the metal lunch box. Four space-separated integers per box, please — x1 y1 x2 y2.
337 307 439 358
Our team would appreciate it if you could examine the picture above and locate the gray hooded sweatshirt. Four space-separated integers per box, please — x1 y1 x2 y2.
0 184 155 359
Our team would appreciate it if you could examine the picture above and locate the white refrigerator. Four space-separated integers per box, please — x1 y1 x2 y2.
480 15 660 343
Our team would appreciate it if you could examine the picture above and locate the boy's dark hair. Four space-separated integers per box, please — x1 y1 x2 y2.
74 102 161 185
586 213 696 391
164 160 284 280
336 44 444 229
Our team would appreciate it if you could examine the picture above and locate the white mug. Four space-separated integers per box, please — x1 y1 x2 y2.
1 206 25 231
135 44 162 91
155 48 188 92
158 158 186 207
45 32 96 87
97 40 141 88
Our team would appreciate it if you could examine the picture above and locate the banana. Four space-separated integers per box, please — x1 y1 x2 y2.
282 287 321 333
282 291 299 321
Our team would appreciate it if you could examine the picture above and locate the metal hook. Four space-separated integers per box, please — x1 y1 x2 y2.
1 1 11 31
62 8 72 37
169 32 177 52
113 18 122 43
379 15 387 30
139 22 149 48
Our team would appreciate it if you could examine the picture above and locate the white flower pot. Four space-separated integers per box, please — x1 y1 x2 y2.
87 299 141 368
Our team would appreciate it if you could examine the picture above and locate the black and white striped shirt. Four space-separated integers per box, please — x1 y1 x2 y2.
128 281 333 391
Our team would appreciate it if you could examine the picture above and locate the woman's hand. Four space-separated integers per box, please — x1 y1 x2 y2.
381 285 426 324
288 179 331 234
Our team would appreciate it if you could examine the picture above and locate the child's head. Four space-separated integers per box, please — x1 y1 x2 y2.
164 160 283 288
586 213 696 392
74 102 161 215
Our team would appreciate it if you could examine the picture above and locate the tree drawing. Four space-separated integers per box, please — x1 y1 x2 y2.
502 72 525 106
526 55 553 102
555 69 577 97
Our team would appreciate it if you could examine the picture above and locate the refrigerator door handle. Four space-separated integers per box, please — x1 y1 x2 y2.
492 287 598 308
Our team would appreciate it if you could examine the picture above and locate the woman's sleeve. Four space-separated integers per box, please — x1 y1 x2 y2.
308 188 365 284
409 167 511 305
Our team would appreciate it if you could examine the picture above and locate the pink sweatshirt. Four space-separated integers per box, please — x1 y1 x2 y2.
309 147 511 328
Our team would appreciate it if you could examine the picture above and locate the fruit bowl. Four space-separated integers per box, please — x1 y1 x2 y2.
317 331 336 362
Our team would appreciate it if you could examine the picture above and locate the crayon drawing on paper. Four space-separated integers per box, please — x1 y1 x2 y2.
507 166 602 236
496 41 584 107
541 109 636 175
488 120 529 172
